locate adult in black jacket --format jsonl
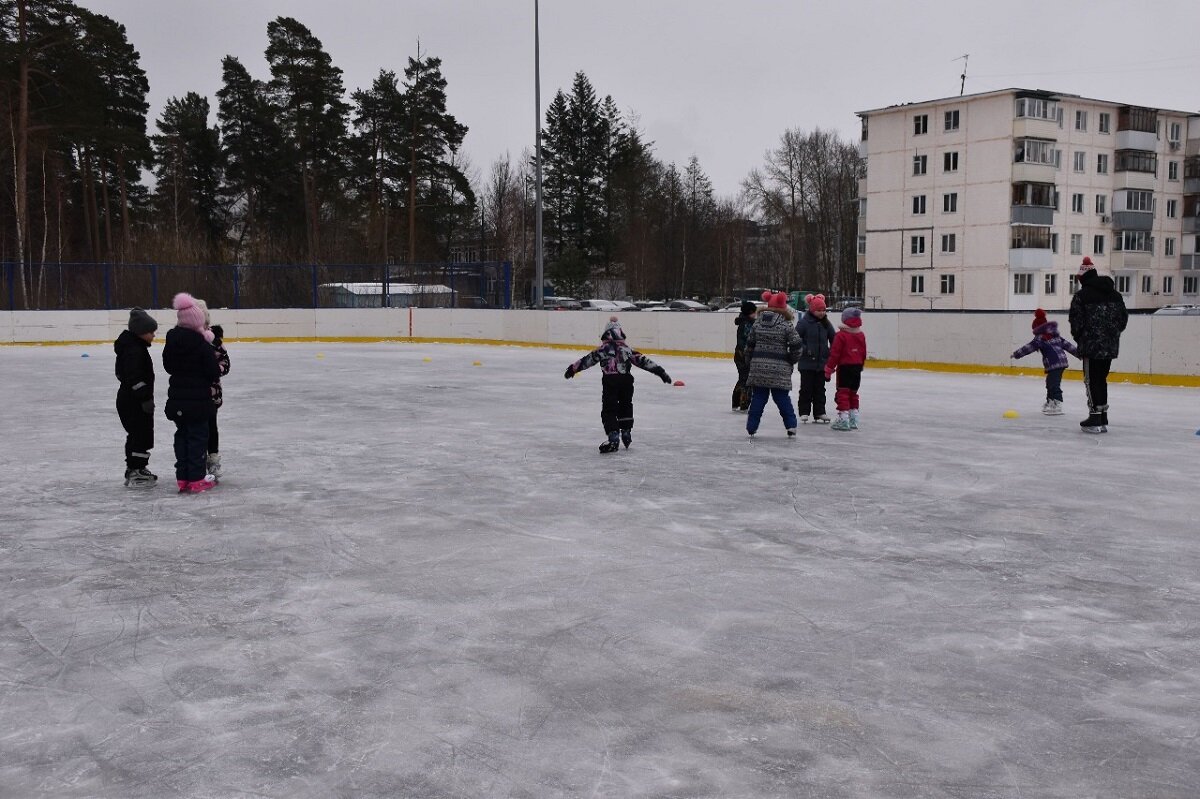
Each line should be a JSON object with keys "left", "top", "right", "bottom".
{"left": 1068, "top": 257, "right": 1128, "bottom": 433}
{"left": 163, "top": 293, "right": 220, "bottom": 490}
{"left": 114, "top": 308, "right": 159, "bottom": 486}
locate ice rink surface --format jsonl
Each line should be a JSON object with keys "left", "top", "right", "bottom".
{"left": 1, "top": 340, "right": 1199, "bottom": 798}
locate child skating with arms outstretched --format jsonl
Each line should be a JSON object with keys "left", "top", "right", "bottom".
{"left": 1011, "top": 308, "right": 1078, "bottom": 415}
{"left": 564, "top": 317, "right": 671, "bottom": 453}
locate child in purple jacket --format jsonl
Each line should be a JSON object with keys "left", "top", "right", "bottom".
{"left": 1012, "top": 308, "right": 1079, "bottom": 415}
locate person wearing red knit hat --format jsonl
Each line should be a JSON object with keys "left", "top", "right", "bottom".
{"left": 1011, "top": 308, "right": 1079, "bottom": 415}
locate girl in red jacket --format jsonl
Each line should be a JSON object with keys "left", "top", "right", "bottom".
{"left": 823, "top": 307, "right": 867, "bottom": 431}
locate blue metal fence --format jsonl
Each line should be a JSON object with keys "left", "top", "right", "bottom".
{"left": 2, "top": 261, "right": 513, "bottom": 311}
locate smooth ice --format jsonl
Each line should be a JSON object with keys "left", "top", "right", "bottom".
{"left": 1, "top": 341, "right": 1199, "bottom": 798}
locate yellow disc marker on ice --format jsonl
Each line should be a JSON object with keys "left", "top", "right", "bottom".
{"left": 316, "top": 353, "right": 325, "bottom": 359}
{"left": 422, "top": 357, "right": 432, "bottom": 362}
{"left": 1002, "top": 409, "right": 1020, "bottom": 419}
{"left": 472, "top": 361, "right": 482, "bottom": 366}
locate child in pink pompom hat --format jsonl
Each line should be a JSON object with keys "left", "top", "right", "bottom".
{"left": 162, "top": 293, "right": 221, "bottom": 492}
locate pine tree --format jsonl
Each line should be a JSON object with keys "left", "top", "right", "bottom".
{"left": 349, "top": 69, "right": 406, "bottom": 261}
{"left": 151, "top": 92, "right": 224, "bottom": 259}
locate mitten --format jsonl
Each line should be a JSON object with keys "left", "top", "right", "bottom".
{"left": 659, "top": 371, "right": 672, "bottom": 384}
{"left": 141, "top": 400, "right": 154, "bottom": 414}
{"left": 823, "top": 370, "right": 832, "bottom": 382}
{"left": 211, "top": 324, "right": 224, "bottom": 340}
{"left": 564, "top": 366, "right": 575, "bottom": 379}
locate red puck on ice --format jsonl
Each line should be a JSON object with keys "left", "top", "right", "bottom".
{"left": 673, "top": 380, "right": 685, "bottom": 387}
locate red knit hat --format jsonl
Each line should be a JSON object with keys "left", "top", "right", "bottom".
{"left": 1077, "top": 256, "right": 1095, "bottom": 277}
{"left": 1032, "top": 308, "right": 1047, "bottom": 330}
{"left": 762, "top": 290, "right": 788, "bottom": 310}
{"left": 805, "top": 293, "right": 827, "bottom": 313}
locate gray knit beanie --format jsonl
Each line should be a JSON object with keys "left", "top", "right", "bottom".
{"left": 127, "top": 307, "right": 158, "bottom": 335}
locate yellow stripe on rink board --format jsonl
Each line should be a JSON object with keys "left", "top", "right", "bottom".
{"left": 5, "top": 336, "right": 1199, "bottom": 387}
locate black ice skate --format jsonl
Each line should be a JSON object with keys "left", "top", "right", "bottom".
{"left": 599, "top": 432, "right": 621, "bottom": 453}
{"left": 621, "top": 431, "right": 632, "bottom": 449}
{"left": 124, "top": 468, "right": 157, "bottom": 488}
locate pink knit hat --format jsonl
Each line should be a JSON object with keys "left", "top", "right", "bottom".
{"left": 761, "top": 290, "right": 788, "bottom": 311}
{"left": 173, "top": 293, "right": 214, "bottom": 343}
{"left": 805, "top": 293, "right": 827, "bottom": 313}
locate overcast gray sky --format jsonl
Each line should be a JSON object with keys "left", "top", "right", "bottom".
{"left": 88, "top": 0, "right": 1200, "bottom": 196}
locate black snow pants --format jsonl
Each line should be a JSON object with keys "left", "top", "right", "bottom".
{"left": 116, "top": 391, "right": 153, "bottom": 470}
{"left": 601, "top": 373, "right": 635, "bottom": 434}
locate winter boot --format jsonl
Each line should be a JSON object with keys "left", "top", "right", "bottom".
{"left": 848, "top": 410, "right": 860, "bottom": 430}
{"left": 124, "top": 468, "right": 157, "bottom": 488}
{"left": 621, "top": 430, "right": 632, "bottom": 449}
{"left": 831, "top": 412, "right": 851, "bottom": 432}
{"left": 813, "top": 414, "right": 831, "bottom": 424}
{"left": 186, "top": 475, "right": 218, "bottom": 493}
{"left": 599, "top": 432, "right": 621, "bottom": 453}
{"left": 1080, "top": 411, "right": 1106, "bottom": 434}
{"left": 206, "top": 452, "right": 222, "bottom": 478}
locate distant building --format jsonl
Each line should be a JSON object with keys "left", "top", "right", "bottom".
{"left": 319, "top": 283, "right": 454, "bottom": 308}
{"left": 857, "top": 89, "right": 1199, "bottom": 310}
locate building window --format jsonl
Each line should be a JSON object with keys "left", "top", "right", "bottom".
{"left": 941, "top": 234, "right": 956, "bottom": 253}
{"left": 1114, "top": 230, "right": 1153, "bottom": 252}
{"left": 1073, "top": 151, "right": 1086, "bottom": 173}
{"left": 1098, "top": 112, "right": 1111, "bottom": 133}
{"left": 1045, "top": 273, "right": 1057, "bottom": 295}
{"left": 1070, "top": 234, "right": 1083, "bottom": 255}
{"left": 1071, "top": 193, "right": 1085, "bottom": 213}
{"left": 944, "top": 110, "right": 960, "bottom": 131}
{"left": 1015, "top": 97, "right": 1058, "bottom": 120}
{"left": 1069, "top": 274, "right": 1082, "bottom": 293}
{"left": 1051, "top": 232, "right": 1059, "bottom": 253}
{"left": 1167, "top": 200, "right": 1177, "bottom": 218}
{"left": 1163, "top": 276, "right": 1173, "bottom": 294}
{"left": 1141, "top": 275, "right": 1153, "bottom": 294}
{"left": 1168, "top": 161, "right": 1179, "bottom": 181}
{"left": 1011, "top": 225, "right": 1051, "bottom": 249}
{"left": 1185, "top": 276, "right": 1199, "bottom": 295}
{"left": 1013, "top": 273, "right": 1034, "bottom": 295}
{"left": 913, "top": 154, "right": 928, "bottom": 175}
{"left": 1169, "top": 122, "right": 1182, "bottom": 143}
{"left": 911, "top": 236, "right": 926, "bottom": 254}
{"left": 1095, "top": 195, "right": 1106, "bottom": 215}
{"left": 1125, "top": 190, "right": 1153, "bottom": 212}
{"left": 912, "top": 195, "right": 927, "bottom": 214}
{"left": 1165, "top": 237, "right": 1175, "bottom": 256}
{"left": 914, "top": 114, "right": 928, "bottom": 135}
{"left": 940, "top": 274, "right": 956, "bottom": 294}
{"left": 857, "top": 235, "right": 866, "bottom": 255}
{"left": 1118, "top": 106, "right": 1157, "bottom": 133}
{"left": 1075, "top": 110, "right": 1088, "bottom": 131}
{"left": 1094, "top": 235, "right": 1106, "bottom": 255}
{"left": 1097, "top": 154, "right": 1108, "bottom": 174}
{"left": 1015, "top": 138, "right": 1056, "bottom": 165}
{"left": 943, "top": 193, "right": 958, "bottom": 213}
{"left": 1115, "top": 149, "right": 1157, "bottom": 174}
{"left": 943, "top": 151, "right": 959, "bottom": 172}
{"left": 910, "top": 274, "right": 925, "bottom": 293}
{"left": 1011, "top": 182, "right": 1055, "bottom": 207}
{"left": 1115, "top": 274, "right": 1132, "bottom": 294}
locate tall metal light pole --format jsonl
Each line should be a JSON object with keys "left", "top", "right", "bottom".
{"left": 533, "top": 0, "right": 545, "bottom": 309}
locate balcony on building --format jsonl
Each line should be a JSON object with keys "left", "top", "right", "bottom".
{"left": 1112, "top": 211, "right": 1154, "bottom": 231}
{"left": 1115, "top": 106, "right": 1159, "bottom": 152}
{"left": 1009, "top": 224, "right": 1054, "bottom": 270}
{"left": 1110, "top": 231, "right": 1154, "bottom": 271}
{"left": 1183, "top": 194, "right": 1200, "bottom": 233}
{"left": 1185, "top": 156, "right": 1200, "bottom": 195}
{"left": 1012, "top": 94, "right": 1060, "bottom": 140}
{"left": 1012, "top": 138, "right": 1058, "bottom": 183}
{"left": 1180, "top": 254, "right": 1200, "bottom": 270}
{"left": 1011, "top": 182, "right": 1056, "bottom": 225}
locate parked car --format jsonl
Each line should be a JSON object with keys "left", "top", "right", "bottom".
{"left": 610, "top": 300, "right": 640, "bottom": 312}
{"left": 706, "top": 296, "right": 734, "bottom": 310}
{"left": 715, "top": 301, "right": 765, "bottom": 313}
{"left": 542, "top": 296, "right": 581, "bottom": 310}
{"left": 667, "top": 300, "right": 712, "bottom": 312}
{"left": 1152, "top": 304, "right": 1200, "bottom": 316}
{"left": 634, "top": 300, "right": 668, "bottom": 311}
{"left": 580, "top": 299, "right": 621, "bottom": 311}
{"left": 832, "top": 297, "right": 864, "bottom": 311}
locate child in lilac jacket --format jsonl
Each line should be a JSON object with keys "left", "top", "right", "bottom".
{"left": 1012, "top": 308, "right": 1079, "bottom": 415}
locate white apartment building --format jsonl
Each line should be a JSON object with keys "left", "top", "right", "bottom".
{"left": 856, "top": 89, "right": 1199, "bottom": 311}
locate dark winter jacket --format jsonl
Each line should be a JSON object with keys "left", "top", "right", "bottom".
{"left": 794, "top": 311, "right": 836, "bottom": 372}
{"left": 211, "top": 329, "right": 230, "bottom": 409}
{"left": 746, "top": 309, "right": 801, "bottom": 390}
{"left": 162, "top": 326, "right": 220, "bottom": 422}
{"left": 567, "top": 341, "right": 667, "bottom": 381}
{"left": 734, "top": 312, "right": 755, "bottom": 357}
{"left": 1012, "top": 321, "right": 1079, "bottom": 372}
{"left": 114, "top": 330, "right": 154, "bottom": 408}
{"left": 1069, "top": 272, "right": 1128, "bottom": 359}
{"left": 824, "top": 326, "right": 867, "bottom": 378}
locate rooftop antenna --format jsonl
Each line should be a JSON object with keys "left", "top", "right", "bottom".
{"left": 954, "top": 54, "right": 969, "bottom": 96}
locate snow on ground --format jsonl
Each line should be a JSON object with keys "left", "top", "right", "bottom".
{"left": 1, "top": 341, "right": 1198, "bottom": 798}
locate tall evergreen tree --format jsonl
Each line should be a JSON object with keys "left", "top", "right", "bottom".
{"left": 349, "top": 69, "right": 406, "bottom": 261}
{"left": 151, "top": 92, "right": 224, "bottom": 259}
{"left": 265, "top": 16, "right": 348, "bottom": 262}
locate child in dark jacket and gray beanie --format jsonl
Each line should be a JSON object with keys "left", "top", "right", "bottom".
{"left": 114, "top": 308, "right": 159, "bottom": 487}
{"left": 565, "top": 317, "right": 671, "bottom": 453}
{"left": 745, "top": 291, "right": 802, "bottom": 437}
{"left": 1012, "top": 308, "right": 1078, "bottom": 416}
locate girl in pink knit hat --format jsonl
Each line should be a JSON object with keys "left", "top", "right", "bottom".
{"left": 162, "top": 293, "right": 220, "bottom": 492}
